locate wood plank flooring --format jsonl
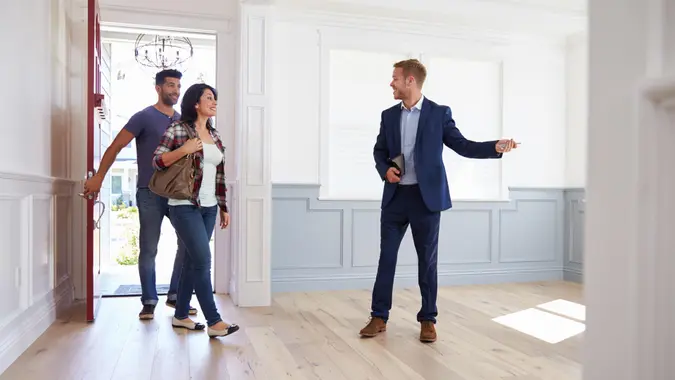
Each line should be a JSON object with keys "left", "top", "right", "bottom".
{"left": 0, "top": 281, "right": 583, "bottom": 380}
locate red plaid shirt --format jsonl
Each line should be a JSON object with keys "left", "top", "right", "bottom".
{"left": 152, "top": 120, "right": 228, "bottom": 212}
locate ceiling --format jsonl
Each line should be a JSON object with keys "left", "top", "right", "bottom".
{"left": 274, "top": 0, "right": 587, "bottom": 38}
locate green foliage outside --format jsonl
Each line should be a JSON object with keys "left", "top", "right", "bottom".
{"left": 113, "top": 205, "right": 140, "bottom": 265}
{"left": 116, "top": 227, "right": 139, "bottom": 265}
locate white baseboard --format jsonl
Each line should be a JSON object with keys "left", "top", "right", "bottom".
{"left": 0, "top": 277, "right": 74, "bottom": 375}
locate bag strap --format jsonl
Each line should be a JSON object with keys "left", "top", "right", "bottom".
{"left": 182, "top": 123, "right": 197, "bottom": 170}
{"left": 183, "top": 122, "right": 196, "bottom": 140}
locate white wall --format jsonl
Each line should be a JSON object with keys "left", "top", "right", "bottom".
{"left": 0, "top": 3, "right": 70, "bottom": 177}
{"left": 0, "top": 0, "right": 80, "bottom": 373}
{"left": 565, "top": 32, "right": 588, "bottom": 188}
{"left": 270, "top": 8, "right": 572, "bottom": 200}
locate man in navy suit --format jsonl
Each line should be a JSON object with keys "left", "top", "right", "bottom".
{"left": 359, "top": 59, "right": 517, "bottom": 343}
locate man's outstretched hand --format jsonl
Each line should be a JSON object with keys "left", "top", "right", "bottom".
{"left": 496, "top": 139, "right": 519, "bottom": 153}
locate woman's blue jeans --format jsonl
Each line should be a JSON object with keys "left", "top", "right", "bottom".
{"left": 168, "top": 204, "right": 222, "bottom": 326}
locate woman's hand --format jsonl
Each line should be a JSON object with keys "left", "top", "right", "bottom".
{"left": 181, "top": 138, "right": 203, "bottom": 154}
{"left": 219, "top": 210, "right": 230, "bottom": 229}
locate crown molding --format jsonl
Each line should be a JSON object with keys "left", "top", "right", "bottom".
{"left": 99, "top": 5, "right": 232, "bottom": 34}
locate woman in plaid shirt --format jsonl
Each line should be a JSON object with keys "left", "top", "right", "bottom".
{"left": 152, "top": 83, "right": 239, "bottom": 338}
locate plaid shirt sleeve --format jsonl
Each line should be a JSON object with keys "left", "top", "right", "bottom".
{"left": 153, "top": 123, "right": 180, "bottom": 171}
{"left": 216, "top": 162, "right": 228, "bottom": 212}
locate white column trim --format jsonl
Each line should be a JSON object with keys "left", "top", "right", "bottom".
{"left": 230, "top": 3, "right": 273, "bottom": 307}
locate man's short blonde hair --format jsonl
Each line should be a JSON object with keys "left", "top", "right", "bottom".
{"left": 393, "top": 59, "right": 427, "bottom": 87}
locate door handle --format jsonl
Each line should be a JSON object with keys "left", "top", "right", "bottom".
{"left": 79, "top": 192, "right": 95, "bottom": 200}
{"left": 94, "top": 200, "right": 106, "bottom": 230}
{"left": 78, "top": 170, "right": 97, "bottom": 200}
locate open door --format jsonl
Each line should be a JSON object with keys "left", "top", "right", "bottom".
{"left": 85, "top": 0, "right": 105, "bottom": 322}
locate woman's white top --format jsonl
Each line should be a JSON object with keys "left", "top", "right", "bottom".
{"left": 168, "top": 142, "right": 223, "bottom": 207}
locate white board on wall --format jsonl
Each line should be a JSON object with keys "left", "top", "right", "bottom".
{"left": 324, "top": 49, "right": 504, "bottom": 200}
{"left": 423, "top": 55, "right": 503, "bottom": 200}
{"left": 327, "top": 48, "right": 408, "bottom": 199}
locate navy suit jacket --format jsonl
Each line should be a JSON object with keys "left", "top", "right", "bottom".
{"left": 373, "top": 97, "right": 502, "bottom": 212}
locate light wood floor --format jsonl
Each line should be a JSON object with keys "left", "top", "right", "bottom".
{"left": 1, "top": 281, "right": 583, "bottom": 380}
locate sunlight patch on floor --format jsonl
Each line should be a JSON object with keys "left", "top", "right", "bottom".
{"left": 537, "top": 299, "right": 586, "bottom": 321}
{"left": 492, "top": 307, "right": 586, "bottom": 344}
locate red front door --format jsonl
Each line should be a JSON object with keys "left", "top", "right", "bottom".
{"left": 86, "top": 0, "right": 104, "bottom": 322}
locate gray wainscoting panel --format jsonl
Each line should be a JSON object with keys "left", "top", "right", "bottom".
{"left": 272, "top": 184, "right": 584, "bottom": 292}
{"left": 563, "top": 188, "right": 585, "bottom": 283}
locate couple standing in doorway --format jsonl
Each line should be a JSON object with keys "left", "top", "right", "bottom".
{"left": 82, "top": 69, "right": 239, "bottom": 338}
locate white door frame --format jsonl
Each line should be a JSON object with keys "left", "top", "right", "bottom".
{"left": 82, "top": 3, "right": 273, "bottom": 307}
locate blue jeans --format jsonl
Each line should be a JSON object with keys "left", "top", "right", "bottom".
{"left": 168, "top": 204, "right": 222, "bottom": 326}
{"left": 136, "top": 188, "right": 188, "bottom": 305}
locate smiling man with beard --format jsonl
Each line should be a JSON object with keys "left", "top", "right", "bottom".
{"left": 82, "top": 69, "right": 199, "bottom": 320}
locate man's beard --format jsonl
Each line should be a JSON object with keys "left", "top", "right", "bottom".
{"left": 161, "top": 93, "right": 177, "bottom": 106}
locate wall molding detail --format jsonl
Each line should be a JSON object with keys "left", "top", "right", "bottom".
{"left": 230, "top": 3, "right": 274, "bottom": 307}
{"left": 0, "top": 172, "right": 77, "bottom": 374}
{"left": 0, "top": 277, "right": 73, "bottom": 375}
{"left": 272, "top": 184, "right": 585, "bottom": 292}
{"left": 564, "top": 188, "right": 585, "bottom": 282}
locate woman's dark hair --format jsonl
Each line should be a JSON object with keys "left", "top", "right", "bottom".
{"left": 180, "top": 83, "right": 218, "bottom": 123}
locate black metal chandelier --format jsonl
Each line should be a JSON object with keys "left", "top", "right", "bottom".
{"left": 134, "top": 34, "right": 194, "bottom": 70}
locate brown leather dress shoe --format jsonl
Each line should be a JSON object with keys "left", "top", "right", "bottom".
{"left": 420, "top": 321, "right": 437, "bottom": 343}
{"left": 359, "top": 317, "right": 387, "bottom": 337}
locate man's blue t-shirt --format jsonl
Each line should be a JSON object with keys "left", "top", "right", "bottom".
{"left": 123, "top": 105, "right": 181, "bottom": 188}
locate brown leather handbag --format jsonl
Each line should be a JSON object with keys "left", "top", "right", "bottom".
{"left": 148, "top": 124, "right": 197, "bottom": 200}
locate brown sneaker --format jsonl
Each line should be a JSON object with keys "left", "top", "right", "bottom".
{"left": 359, "top": 317, "right": 386, "bottom": 337}
{"left": 420, "top": 321, "right": 437, "bottom": 343}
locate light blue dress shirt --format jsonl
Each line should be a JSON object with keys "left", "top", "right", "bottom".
{"left": 398, "top": 95, "right": 424, "bottom": 185}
